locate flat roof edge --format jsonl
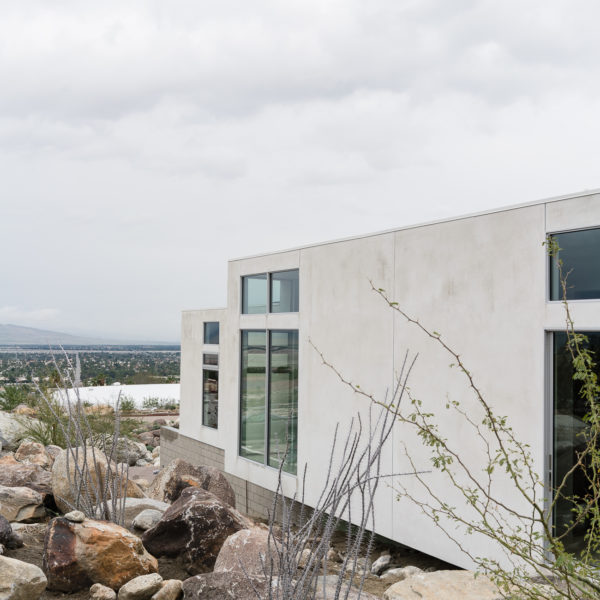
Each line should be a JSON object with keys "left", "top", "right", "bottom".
{"left": 230, "top": 187, "right": 600, "bottom": 262}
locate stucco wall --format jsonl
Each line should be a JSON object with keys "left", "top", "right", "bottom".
{"left": 174, "top": 192, "right": 600, "bottom": 570}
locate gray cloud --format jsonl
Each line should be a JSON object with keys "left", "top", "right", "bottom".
{"left": 1, "top": 0, "right": 599, "bottom": 340}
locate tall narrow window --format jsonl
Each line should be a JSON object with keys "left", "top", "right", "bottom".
{"left": 242, "top": 274, "right": 268, "bottom": 314}
{"left": 271, "top": 270, "right": 299, "bottom": 313}
{"left": 553, "top": 331, "right": 600, "bottom": 554}
{"left": 239, "top": 329, "right": 298, "bottom": 475}
{"left": 549, "top": 228, "right": 600, "bottom": 300}
{"left": 268, "top": 330, "right": 298, "bottom": 473}
{"left": 204, "top": 322, "right": 220, "bottom": 345}
{"left": 202, "top": 353, "right": 218, "bottom": 429}
{"left": 240, "top": 331, "right": 267, "bottom": 462}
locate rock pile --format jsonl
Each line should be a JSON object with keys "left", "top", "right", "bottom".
{"left": 142, "top": 486, "right": 251, "bottom": 573}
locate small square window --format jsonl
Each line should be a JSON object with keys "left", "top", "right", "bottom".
{"left": 203, "top": 322, "right": 220, "bottom": 345}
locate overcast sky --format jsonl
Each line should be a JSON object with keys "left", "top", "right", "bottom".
{"left": 1, "top": 0, "right": 600, "bottom": 342}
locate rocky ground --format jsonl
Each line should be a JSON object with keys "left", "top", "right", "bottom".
{"left": 0, "top": 407, "right": 518, "bottom": 600}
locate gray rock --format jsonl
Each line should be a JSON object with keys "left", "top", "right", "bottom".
{"left": 181, "top": 572, "right": 267, "bottom": 600}
{"left": 135, "top": 459, "right": 148, "bottom": 467}
{"left": 383, "top": 570, "right": 502, "bottom": 600}
{"left": 64, "top": 510, "right": 85, "bottom": 523}
{"left": 95, "top": 498, "right": 170, "bottom": 530}
{"left": 132, "top": 509, "right": 163, "bottom": 531}
{"left": 0, "top": 555, "right": 47, "bottom": 599}
{"left": 371, "top": 553, "right": 392, "bottom": 575}
{"left": 141, "top": 487, "right": 251, "bottom": 574}
{"left": 117, "top": 573, "right": 163, "bottom": 599}
{"left": 214, "top": 526, "right": 277, "bottom": 576}
{"left": 90, "top": 582, "right": 117, "bottom": 600}
{"left": 150, "top": 579, "right": 182, "bottom": 600}
{"left": 0, "top": 412, "right": 38, "bottom": 450}
{"left": 0, "top": 515, "right": 23, "bottom": 549}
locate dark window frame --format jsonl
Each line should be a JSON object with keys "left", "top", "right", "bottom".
{"left": 238, "top": 328, "right": 298, "bottom": 475}
{"left": 241, "top": 269, "right": 299, "bottom": 315}
{"left": 548, "top": 226, "right": 600, "bottom": 301}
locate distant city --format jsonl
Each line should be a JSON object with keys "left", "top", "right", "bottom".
{"left": 0, "top": 324, "right": 180, "bottom": 386}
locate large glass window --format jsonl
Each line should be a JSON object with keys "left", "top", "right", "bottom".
{"left": 242, "top": 274, "right": 268, "bottom": 314}
{"left": 202, "top": 353, "right": 219, "bottom": 429}
{"left": 553, "top": 331, "right": 600, "bottom": 554}
{"left": 271, "top": 270, "right": 299, "bottom": 313}
{"left": 240, "top": 331, "right": 267, "bottom": 462}
{"left": 204, "top": 322, "right": 220, "bottom": 345}
{"left": 550, "top": 228, "right": 600, "bottom": 300}
{"left": 268, "top": 331, "right": 298, "bottom": 473}
{"left": 239, "top": 329, "right": 298, "bottom": 474}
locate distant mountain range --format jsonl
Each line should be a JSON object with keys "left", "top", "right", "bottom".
{"left": 0, "top": 324, "right": 178, "bottom": 346}
{"left": 0, "top": 324, "right": 109, "bottom": 345}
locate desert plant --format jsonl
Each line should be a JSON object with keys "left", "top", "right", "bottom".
{"left": 119, "top": 396, "right": 136, "bottom": 412}
{"left": 349, "top": 258, "right": 600, "bottom": 599}
{"left": 261, "top": 354, "right": 418, "bottom": 600}
{"left": 0, "top": 384, "right": 30, "bottom": 411}
{"left": 31, "top": 352, "right": 131, "bottom": 524}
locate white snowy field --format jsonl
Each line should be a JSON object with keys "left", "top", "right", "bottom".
{"left": 57, "top": 383, "right": 180, "bottom": 410}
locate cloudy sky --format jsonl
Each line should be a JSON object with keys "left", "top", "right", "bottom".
{"left": 1, "top": 0, "right": 599, "bottom": 341}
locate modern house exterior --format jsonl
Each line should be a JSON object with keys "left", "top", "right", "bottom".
{"left": 161, "top": 190, "right": 600, "bottom": 570}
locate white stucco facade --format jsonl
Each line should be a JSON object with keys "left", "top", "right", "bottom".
{"left": 178, "top": 190, "right": 600, "bottom": 569}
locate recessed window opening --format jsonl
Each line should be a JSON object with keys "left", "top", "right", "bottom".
{"left": 203, "top": 322, "right": 220, "bottom": 345}
{"left": 202, "top": 353, "right": 219, "bottom": 429}
{"left": 239, "top": 329, "right": 298, "bottom": 474}
{"left": 241, "top": 269, "right": 299, "bottom": 314}
{"left": 552, "top": 331, "right": 600, "bottom": 554}
{"left": 549, "top": 227, "right": 600, "bottom": 300}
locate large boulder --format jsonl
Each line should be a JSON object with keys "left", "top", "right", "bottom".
{"left": 0, "top": 455, "right": 52, "bottom": 495}
{"left": 43, "top": 516, "right": 158, "bottom": 592}
{"left": 0, "top": 555, "right": 47, "bottom": 599}
{"left": 142, "top": 487, "right": 251, "bottom": 574}
{"left": 0, "top": 485, "right": 45, "bottom": 522}
{"left": 214, "top": 526, "right": 277, "bottom": 577}
{"left": 383, "top": 570, "right": 502, "bottom": 600}
{"left": 147, "top": 459, "right": 236, "bottom": 508}
{"left": 181, "top": 572, "right": 268, "bottom": 600}
{"left": 0, "top": 412, "right": 36, "bottom": 450}
{"left": 51, "top": 448, "right": 145, "bottom": 513}
{"left": 14, "top": 441, "right": 53, "bottom": 470}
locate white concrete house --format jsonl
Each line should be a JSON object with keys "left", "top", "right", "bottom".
{"left": 162, "top": 190, "right": 600, "bottom": 569}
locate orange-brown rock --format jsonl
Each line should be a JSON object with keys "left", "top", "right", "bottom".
{"left": 147, "top": 459, "right": 236, "bottom": 507}
{"left": 15, "top": 440, "right": 54, "bottom": 469}
{"left": 43, "top": 516, "right": 158, "bottom": 592}
{"left": 0, "top": 456, "right": 52, "bottom": 495}
{"left": 52, "top": 448, "right": 145, "bottom": 513}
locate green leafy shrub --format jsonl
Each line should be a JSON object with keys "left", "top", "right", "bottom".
{"left": 0, "top": 385, "right": 30, "bottom": 411}
{"left": 119, "top": 397, "right": 136, "bottom": 412}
